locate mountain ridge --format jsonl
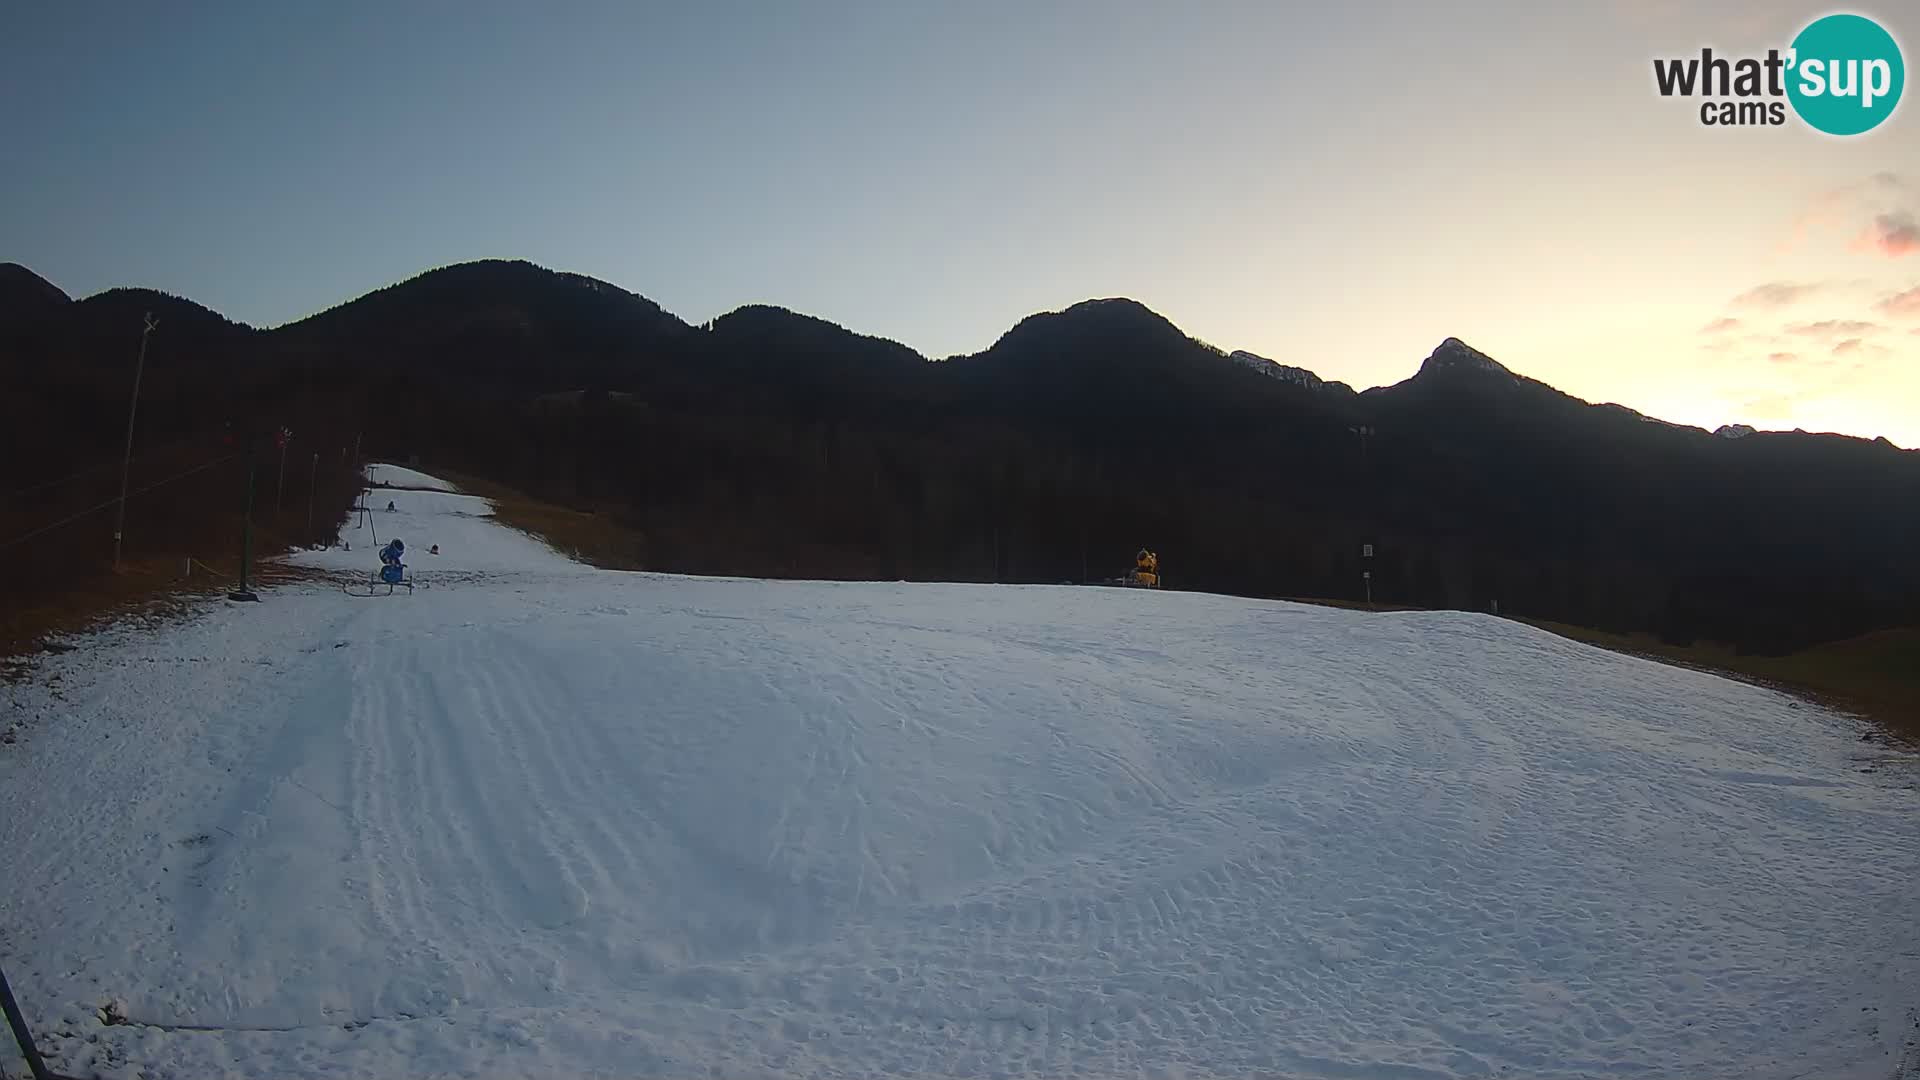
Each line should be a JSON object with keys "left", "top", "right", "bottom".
{"left": 0, "top": 262, "right": 71, "bottom": 316}
{"left": 10, "top": 259, "right": 1900, "bottom": 448}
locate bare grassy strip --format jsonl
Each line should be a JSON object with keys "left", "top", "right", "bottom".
{"left": 2, "top": 444, "right": 360, "bottom": 666}
{"left": 1265, "top": 593, "right": 1916, "bottom": 743}
{"left": 1276, "top": 595, "right": 1917, "bottom": 743}
{"left": 1514, "top": 619, "right": 1920, "bottom": 745}
{"left": 420, "top": 468, "right": 650, "bottom": 572}
{"left": 1, "top": 556, "right": 332, "bottom": 666}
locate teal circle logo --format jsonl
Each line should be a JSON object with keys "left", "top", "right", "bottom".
{"left": 1786, "top": 14, "right": 1904, "bottom": 135}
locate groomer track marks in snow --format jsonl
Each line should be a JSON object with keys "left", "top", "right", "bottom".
{"left": 0, "top": 463, "right": 1915, "bottom": 1079}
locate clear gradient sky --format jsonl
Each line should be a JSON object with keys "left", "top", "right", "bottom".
{"left": 5, "top": 1, "right": 1917, "bottom": 444}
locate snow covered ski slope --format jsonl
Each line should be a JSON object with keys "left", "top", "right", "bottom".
{"left": 1, "top": 465, "right": 1916, "bottom": 1080}
{"left": 364, "top": 462, "right": 463, "bottom": 493}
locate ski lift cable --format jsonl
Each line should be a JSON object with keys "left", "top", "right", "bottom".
{"left": 0, "top": 453, "right": 241, "bottom": 555}
{"left": 4, "top": 439, "right": 207, "bottom": 500}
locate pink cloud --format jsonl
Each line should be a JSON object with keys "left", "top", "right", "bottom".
{"left": 1730, "top": 282, "right": 1826, "bottom": 309}
{"left": 1833, "top": 338, "right": 1864, "bottom": 355}
{"left": 1701, "top": 317, "right": 1741, "bottom": 333}
{"left": 1876, "top": 286, "right": 1920, "bottom": 317}
{"left": 1779, "top": 174, "right": 1915, "bottom": 255}
{"left": 1852, "top": 212, "right": 1920, "bottom": 257}
{"left": 1767, "top": 351, "right": 1798, "bottom": 363}
{"left": 1786, "top": 319, "right": 1882, "bottom": 339}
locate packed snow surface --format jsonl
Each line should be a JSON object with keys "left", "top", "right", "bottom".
{"left": 365, "top": 462, "right": 462, "bottom": 493}
{"left": 1, "top": 467, "right": 1916, "bottom": 1080}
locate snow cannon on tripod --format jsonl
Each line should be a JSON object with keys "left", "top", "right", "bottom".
{"left": 345, "top": 537, "right": 415, "bottom": 596}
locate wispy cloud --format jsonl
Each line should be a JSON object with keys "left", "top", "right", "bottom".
{"left": 1811, "top": 176, "right": 1898, "bottom": 209}
{"left": 1851, "top": 211, "right": 1920, "bottom": 257}
{"left": 1785, "top": 319, "right": 1882, "bottom": 339}
{"left": 1822, "top": 339, "right": 1895, "bottom": 366}
{"left": 1762, "top": 350, "right": 1841, "bottom": 368}
{"left": 1701, "top": 317, "right": 1742, "bottom": 333}
{"left": 1780, "top": 173, "right": 1915, "bottom": 254}
{"left": 1876, "top": 285, "right": 1920, "bottom": 317}
{"left": 1730, "top": 282, "right": 1827, "bottom": 309}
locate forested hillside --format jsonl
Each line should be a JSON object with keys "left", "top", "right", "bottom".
{"left": 6, "top": 259, "right": 1915, "bottom": 654}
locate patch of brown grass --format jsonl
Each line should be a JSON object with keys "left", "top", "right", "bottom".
{"left": 2, "top": 558, "right": 198, "bottom": 660}
{"left": 1518, "top": 619, "right": 1920, "bottom": 744}
{"left": 1265, "top": 595, "right": 1920, "bottom": 745}
{"left": 0, "top": 551, "right": 330, "bottom": 665}
{"left": 423, "top": 469, "right": 650, "bottom": 572}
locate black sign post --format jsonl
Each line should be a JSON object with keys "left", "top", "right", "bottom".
{"left": 0, "top": 961, "right": 56, "bottom": 1080}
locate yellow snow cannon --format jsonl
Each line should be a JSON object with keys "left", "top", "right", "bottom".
{"left": 1124, "top": 548, "right": 1160, "bottom": 589}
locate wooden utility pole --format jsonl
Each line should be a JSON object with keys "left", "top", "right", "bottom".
{"left": 229, "top": 436, "right": 260, "bottom": 602}
{"left": 306, "top": 451, "right": 320, "bottom": 538}
{"left": 274, "top": 428, "right": 291, "bottom": 516}
{"left": 111, "top": 313, "right": 157, "bottom": 570}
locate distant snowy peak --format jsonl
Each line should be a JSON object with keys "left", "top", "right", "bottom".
{"left": 1598, "top": 402, "right": 1693, "bottom": 430}
{"left": 1228, "top": 350, "right": 1351, "bottom": 394}
{"left": 1229, "top": 350, "right": 1322, "bottom": 389}
{"left": 1418, "top": 337, "right": 1513, "bottom": 379}
{"left": 1714, "top": 424, "right": 1756, "bottom": 440}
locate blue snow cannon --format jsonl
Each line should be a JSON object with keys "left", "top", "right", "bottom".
{"left": 348, "top": 538, "right": 414, "bottom": 596}
{"left": 378, "top": 539, "right": 406, "bottom": 584}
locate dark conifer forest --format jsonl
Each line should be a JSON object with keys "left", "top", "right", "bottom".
{"left": 5, "top": 258, "right": 1915, "bottom": 655}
